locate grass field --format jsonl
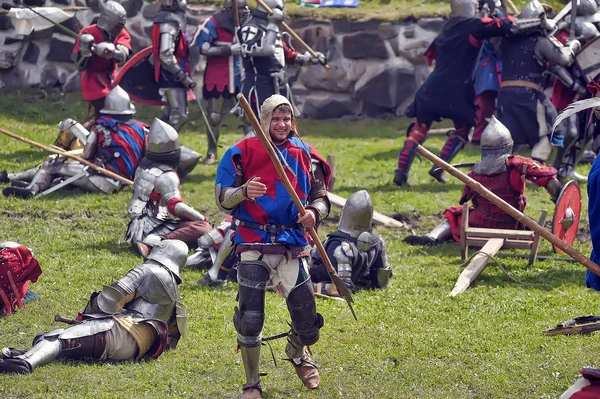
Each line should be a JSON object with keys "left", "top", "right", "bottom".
{"left": 0, "top": 87, "right": 598, "bottom": 399}
{"left": 193, "top": 0, "right": 569, "bottom": 22}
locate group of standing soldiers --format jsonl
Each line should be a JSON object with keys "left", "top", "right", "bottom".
{"left": 395, "top": 0, "right": 600, "bottom": 187}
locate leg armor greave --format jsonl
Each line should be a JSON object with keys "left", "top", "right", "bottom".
{"left": 12, "top": 331, "right": 64, "bottom": 371}
{"left": 286, "top": 280, "right": 323, "bottom": 348}
{"left": 430, "top": 129, "right": 468, "bottom": 183}
{"left": 234, "top": 262, "right": 269, "bottom": 347}
{"left": 7, "top": 167, "right": 39, "bottom": 183}
{"left": 25, "top": 167, "right": 54, "bottom": 194}
{"left": 234, "top": 261, "right": 269, "bottom": 386}
{"left": 162, "top": 88, "right": 189, "bottom": 131}
{"left": 206, "top": 98, "right": 224, "bottom": 156}
{"left": 395, "top": 121, "right": 429, "bottom": 186}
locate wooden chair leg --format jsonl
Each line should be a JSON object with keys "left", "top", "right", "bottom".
{"left": 460, "top": 203, "right": 469, "bottom": 261}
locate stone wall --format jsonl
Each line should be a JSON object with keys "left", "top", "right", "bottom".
{"left": 0, "top": 0, "right": 444, "bottom": 119}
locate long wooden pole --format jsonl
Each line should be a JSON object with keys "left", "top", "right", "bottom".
{"left": 254, "top": 0, "right": 329, "bottom": 69}
{"left": 236, "top": 93, "right": 356, "bottom": 320}
{"left": 415, "top": 144, "right": 600, "bottom": 277}
{"left": 0, "top": 127, "right": 134, "bottom": 185}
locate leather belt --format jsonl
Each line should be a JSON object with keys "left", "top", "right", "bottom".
{"left": 234, "top": 219, "right": 302, "bottom": 235}
{"left": 501, "top": 80, "right": 543, "bottom": 91}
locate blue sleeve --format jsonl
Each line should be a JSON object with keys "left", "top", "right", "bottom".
{"left": 216, "top": 145, "right": 243, "bottom": 190}
{"left": 587, "top": 157, "right": 600, "bottom": 290}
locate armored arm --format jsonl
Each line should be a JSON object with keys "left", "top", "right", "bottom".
{"left": 159, "top": 22, "right": 196, "bottom": 88}
{"left": 306, "top": 158, "right": 330, "bottom": 224}
{"left": 57, "top": 119, "right": 91, "bottom": 148}
{"left": 72, "top": 33, "right": 95, "bottom": 70}
{"left": 196, "top": 18, "right": 240, "bottom": 57}
{"left": 535, "top": 36, "right": 579, "bottom": 67}
{"left": 173, "top": 202, "right": 206, "bottom": 221}
{"left": 333, "top": 242, "right": 356, "bottom": 288}
{"left": 81, "top": 128, "right": 98, "bottom": 159}
{"left": 216, "top": 155, "right": 250, "bottom": 211}
{"left": 154, "top": 171, "right": 203, "bottom": 220}
{"left": 547, "top": 64, "right": 586, "bottom": 94}
{"left": 92, "top": 42, "right": 130, "bottom": 64}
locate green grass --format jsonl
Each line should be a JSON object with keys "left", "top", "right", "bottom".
{"left": 192, "top": 0, "right": 569, "bottom": 22}
{"left": 0, "top": 87, "right": 597, "bottom": 398}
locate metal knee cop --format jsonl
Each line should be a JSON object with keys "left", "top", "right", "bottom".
{"left": 234, "top": 261, "right": 270, "bottom": 348}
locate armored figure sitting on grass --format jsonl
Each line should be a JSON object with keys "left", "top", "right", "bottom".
{"left": 0, "top": 238, "right": 188, "bottom": 374}
{"left": 2, "top": 86, "right": 146, "bottom": 199}
{"left": 126, "top": 118, "right": 212, "bottom": 256}
{"left": 310, "top": 190, "right": 392, "bottom": 296}
{"left": 404, "top": 117, "right": 562, "bottom": 246}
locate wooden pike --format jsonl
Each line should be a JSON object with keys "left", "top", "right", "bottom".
{"left": 254, "top": 0, "right": 330, "bottom": 69}
{"left": 236, "top": 93, "right": 356, "bottom": 320}
{"left": 415, "top": 144, "right": 600, "bottom": 277}
{"left": 0, "top": 127, "right": 134, "bottom": 186}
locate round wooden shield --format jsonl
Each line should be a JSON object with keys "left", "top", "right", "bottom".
{"left": 552, "top": 180, "right": 582, "bottom": 253}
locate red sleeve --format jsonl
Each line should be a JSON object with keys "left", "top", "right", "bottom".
{"left": 115, "top": 28, "right": 132, "bottom": 49}
{"left": 283, "top": 41, "right": 299, "bottom": 63}
{"left": 423, "top": 42, "right": 437, "bottom": 66}
{"left": 507, "top": 155, "right": 558, "bottom": 188}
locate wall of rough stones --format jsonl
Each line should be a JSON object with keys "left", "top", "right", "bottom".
{"left": 0, "top": 0, "right": 444, "bottom": 119}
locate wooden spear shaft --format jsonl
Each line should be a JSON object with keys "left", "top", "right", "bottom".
{"left": 415, "top": 144, "right": 600, "bottom": 277}
{"left": 0, "top": 127, "right": 134, "bottom": 186}
{"left": 236, "top": 93, "right": 356, "bottom": 320}
{"left": 254, "top": 0, "right": 329, "bottom": 69}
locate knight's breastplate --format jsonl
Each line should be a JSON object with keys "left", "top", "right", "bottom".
{"left": 128, "top": 167, "right": 160, "bottom": 218}
{"left": 124, "top": 297, "right": 175, "bottom": 323}
{"left": 500, "top": 35, "right": 545, "bottom": 86}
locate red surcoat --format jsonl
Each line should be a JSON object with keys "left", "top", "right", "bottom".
{"left": 73, "top": 25, "right": 132, "bottom": 101}
{"left": 444, "top": 155, "right": 557, "bottom": 242}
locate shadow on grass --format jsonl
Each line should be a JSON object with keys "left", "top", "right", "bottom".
{"left": 79, "top": 240, "right": 134, "bottom": 256}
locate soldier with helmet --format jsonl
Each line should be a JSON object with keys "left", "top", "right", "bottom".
{"left": 394, "top": 0, "right": 535, "bottom": 186}
{"left": 192, "top": 0, "right": 249, "bottom": 163}
{"left": 0, "top": 238, "right": 189, "bottom": 374}
{"left": 310, "top": 190, "right": 392, "bottom": 295}
{"left": 126, "top": 118, "right": 212, "bottom": 257}
{"left": 404, "top": 117, "right": 562, "bottom": 246}
{"left": 551, "top": 0, "right": 600, "bottom": 182}
{"left": 215, "top": 94, "right": 331, "bottom": 398}
{"left": 72, "top": 1, "right": 131, "bottom": 120}
{"left": 238, "top": 0, "right": 326, "bottom": 119}
{"left": 2, "top": 86, "right": 146, "bottom": 199}
{"left": 152, "top": 0, "right": 195, "bottom": 130}
{"left": 497, "top": 0, "right": 583, "bottom": 164}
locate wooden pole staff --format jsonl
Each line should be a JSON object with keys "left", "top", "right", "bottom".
{"left": 236, "top": 93, "right": 356, "bottom": 320}
{"left": 0, "top": 127, "right": 134, "bottom": 186}
{"left": 415, "top": 144, "right": 600, "bottom": 277}
{"left": 254, "top": 0, "right": 329, "bottom": 69}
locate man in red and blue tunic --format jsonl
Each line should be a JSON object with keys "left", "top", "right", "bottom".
{"left": 152, "top": 0, "right": 195, "bottom": 131}
{"left": 394, "top": 0, "right": 519, "bottom": 186}
{"left": 72, "top": 1, "right": 131, "bottom": 121}
{"left": 3, "top": 86, "right": 146, "bottom": 199}
{"left": 193, "top": 0, "right": 249, "bottom": 163}
{"left": 215, "top": 94, "right": 330, "bottom": 399}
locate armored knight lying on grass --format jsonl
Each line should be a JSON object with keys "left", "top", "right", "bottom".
{"left": 0, "top": 237, "right": 188, "bottom": 374}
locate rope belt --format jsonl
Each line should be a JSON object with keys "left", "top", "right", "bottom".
{"left": 501, "top": 80, "right": 543, "bottom": 91}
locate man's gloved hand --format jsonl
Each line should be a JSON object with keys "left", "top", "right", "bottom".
{"left": 546, "top": 179, "right": 563, "bottom": 203}
{"left": 295, "top": 51, "right": 327, "bottom": 65}
{"left": 79, "top": 33, "right": 94, "bottom": 58}
{"left": 175, "top": 70, "right": 197, "bottom": 89}
{"left": 566, "top": 39, "right": 582, "bottom": 55}
{"left": 93, "top": 42, "right": 116, "bottom": 58}
{"left": 230, "top": 42, "right": 241, "bottom": 55}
